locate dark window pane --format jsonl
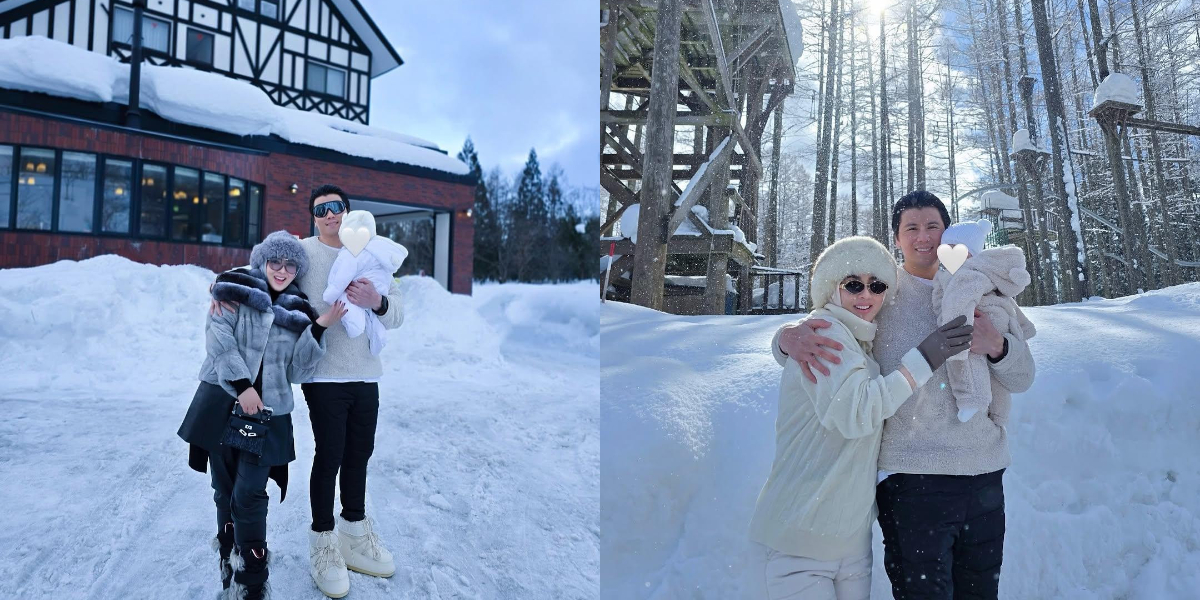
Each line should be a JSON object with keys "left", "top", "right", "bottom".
{"left": 58, "top": 151, "right": 96, "bottom": 233}
{"left": 16, "top": 148, "right": 55, "bottom": 230}
{"left": 101, "top": 159, "right": 132, "bottom": 233}
{"left": 261, "top": 0, "right": 278, "bottom": 19}
{"left": 248, "top": 184, "right": 262, "bottom": 243}
{"left": 306, "top": 62, "right": 325, "bottom": 93}
{"left": 0, "top": 145, "right": 12, "bottom": 228}
{"left": 201, "top": 172, "right": 225, "bottom": 243}
{"left": 113, "top": 7, "right": 171, "bottom": 53}
{"left": 186, "top": 29, "right": 214, "bottom": 65}
{"left": 226, "top": 178, "right": 246, "bottom": 247}
{"left": 139, "top": 164, "right": 167, "bottom": 237}
{"left": 326, "top": 67, "right": 345, "bottom": 98}
{"left": 172, "top": 167, "right": 200, "bottom": 241}
{"left": 380, "top": 215, "right": 435, "bottom": 278}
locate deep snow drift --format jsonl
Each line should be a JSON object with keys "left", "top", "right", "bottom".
{"left": 601, "top": 284, "right": 1200, "bottom": 599}
{"left": 0, "top": 255, "right": 597, "bottom": 599}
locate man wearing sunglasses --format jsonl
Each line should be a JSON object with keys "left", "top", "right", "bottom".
{"left": 212, "top": 184, "right": 401, "bottom": 598}
{"left": 769, "top": 191, "right": 1037, "bottom": 600}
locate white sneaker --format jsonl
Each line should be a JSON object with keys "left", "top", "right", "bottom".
{"left": 338, "top": 516, "right": 395, "bottom": 578}
{"left": 309, "top": 530, "right": 350, "bottom": 598}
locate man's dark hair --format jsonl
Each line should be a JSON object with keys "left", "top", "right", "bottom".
{"left": 890, "top": 190, "right": 951, "bottom": 236}
{"left": 310, "top": 184, "right": 349, "bottom": 210}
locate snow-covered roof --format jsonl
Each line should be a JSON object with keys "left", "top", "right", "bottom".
{"left": 0, "top": 36, "right": 467, "bottom": 176}
{"left": 1092, "top": 73, "right": 1141, "bottom": 110}
{"left": 980, "top": 190, "right": 1021, "bottom": 212}
{"left": 779, "top": 0, "right": 805, "bottom": 68}
{"left": 1011, "top": 129, "right": 1046, "bottom": 155}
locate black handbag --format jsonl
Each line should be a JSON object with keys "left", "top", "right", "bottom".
{"left": 220, "top": 404, "right": 273, "bottom": 457}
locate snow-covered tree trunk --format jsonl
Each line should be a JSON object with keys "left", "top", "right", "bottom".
{"left": 810, "top": 0, "right": 842, "bottom": 262}
{"left": 1130, "top": 0, "right": 1179, "bottom": 287}
{"left": 1031, "top": 0, "right": 1085, "bottom": 302}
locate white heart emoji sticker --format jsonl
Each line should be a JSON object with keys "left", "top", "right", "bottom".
{"left": 340, "top": 226, "right": 371, "bottom": 256}
{"left": 937, "top": 244, "right": 969, "bottom": 274}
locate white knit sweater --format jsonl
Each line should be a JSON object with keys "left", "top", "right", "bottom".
{"left": 771, "top": 267, "right": 1037, "bottom": 476}
{"left": 751, "top": 304, "right": 933, "bottom": 560}
{"left": 871, "top": 267, "right": 1034, "bottom": 475}
{"left": 297, "top": 236, "right": 404, "bottom": 381}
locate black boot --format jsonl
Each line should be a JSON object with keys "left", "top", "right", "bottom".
{"left": 212, "top": 522, "right": 234, "bottom": 590}
{"left": 230, "top": 543, "right": 270, "bottom": 600}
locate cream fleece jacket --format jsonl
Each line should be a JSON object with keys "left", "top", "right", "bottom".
{"left": 752, "top": 304, "right": 934, "bottom": 561}
{"left": 931, "top": 247, "right": 1037, "bottom": 423}
{"left": 298, "top": 236, "right": 404, "bottom": 381}
{"left": 772, "top": 266, "right": 1037, "bottom": 476}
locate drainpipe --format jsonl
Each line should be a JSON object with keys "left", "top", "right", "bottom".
{"left": 125, "top": 0, "right": 146, "bottom": 128}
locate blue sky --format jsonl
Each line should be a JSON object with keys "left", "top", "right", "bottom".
{"left": 359, "top": 0, "right": 597, "bottom": 188}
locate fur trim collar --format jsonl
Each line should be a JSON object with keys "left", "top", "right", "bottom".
{"left": 212, "top": 268, "right": 318, "bottom": 332}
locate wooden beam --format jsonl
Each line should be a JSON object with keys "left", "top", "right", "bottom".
{"left": 730, "top": 23, "right": 775, "bottom": 76}
{"left": 667, "top": 135, "right": 734, "bottom": 237}
{"left": 602, "top": 109, "right": 732, "bottom": 126}
{"left": 1125, "top": 117, "right": 1200, "bottom": 137}
{"left": 699, "top": 0, "right": 735, "bottom": 107}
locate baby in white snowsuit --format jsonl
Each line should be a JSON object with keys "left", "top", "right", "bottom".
{"left": 932, "top": 219, "right": 1038, "bottom": 423}
{"left": 323, "top": 210, "right": 408, "bottom": 356}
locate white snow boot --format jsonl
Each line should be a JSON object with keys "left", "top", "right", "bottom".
{"left": 309, "top": 529, "right": 350, "bottom": 598}
{"left": 338, "top": 516, "right": 395, "bottom": 578}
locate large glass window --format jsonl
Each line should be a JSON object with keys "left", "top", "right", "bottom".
{"left": 139, "top": 163, "right": 167, "bottom": 237}
{"left": 306, "top": 62, "right": 346, "bottom": 97}
{"left": 380, "top": 215, "right": 435, "bottom": 278}
{"left": 101, "top": 159, "right": 132, "bottom": 233}
{"left": 186, "top": 28, "right": 214, "bottom": 66}
{"left": 225, "top": 178, "right": 246, "bottom": 247}
{"left": 112, "top": 6, "right": 171, "bottom": 54}
{"left": 248, "top": 184, "right": 262, "bottom": 243}
{"left": 0, "top": 145, "right": 12, "bottom": 228}
{"left": 15, "top": 148, "right": 55, "bottom": 230}
{"left": 201, "top": 172, "right": 225, "bottom": 243}
{"left": 172, "top": 166, "right": 200, "bottom": 241}
{"left": 58, "top": 152, "right": 96, "bottom": 233}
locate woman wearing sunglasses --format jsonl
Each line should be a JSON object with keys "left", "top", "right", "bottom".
{"left": 180, "top": 230, "right": 348, "bottom": 600}
{"left": 748, "top": 236, "right": 973, "bottom": 600}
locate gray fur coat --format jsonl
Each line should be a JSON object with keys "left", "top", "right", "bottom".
{"left": 197, "top": 268, "right": 326, "bottom": 415}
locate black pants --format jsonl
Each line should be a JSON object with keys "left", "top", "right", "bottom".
{"left": 303, "top": 381, "right": 380, "bottom": 532}
{"left": 210, "top": 446, "right": 271, "bottom": 547}
{"left": 876, "top": 469, "right": 1006, "bottom": 600}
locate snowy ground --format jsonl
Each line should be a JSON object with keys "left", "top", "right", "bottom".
{"left": 0, "top": 256, "right": 598, "bottom": 599}
{"left": 601, "top": 284, "right": 1200, "bottom": 599}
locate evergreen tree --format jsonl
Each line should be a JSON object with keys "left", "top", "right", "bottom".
{"left": 457, "top": 137, "right": 501, "bottom": 282}
{"left": 513, "top": 149, "right": 546, "bottom": 281}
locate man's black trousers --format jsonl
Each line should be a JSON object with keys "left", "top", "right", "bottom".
{"left": 302, "top": 381, "right": 380, "bottom": 532}
{"left": 876, "top": 469, "right": 1006, "bottom": 600}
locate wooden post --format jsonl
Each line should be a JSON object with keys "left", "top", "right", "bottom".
{"left": 630, "top": 0, "right": 683, "bottom": 310}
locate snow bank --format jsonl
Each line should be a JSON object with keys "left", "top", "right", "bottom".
{"left": 1092, "top": 73, "right": 1141, "bottom": 109}
{"left": 620, "top": 203, "right": 640, "bottom": 243}
{"left": 0, "top": 254, "right": 503, "bottom": 399}
{"left": 601, "top": 284, "right": 1200, "bottom": 598}
{"left": 0, "top": 36, "right": 467, "bottom": 175}
{"left": 981, "top": 190, "right": 1020, "bottom": 211}
{"left": 472, "top": 281, "right": 599, "bottom": 354}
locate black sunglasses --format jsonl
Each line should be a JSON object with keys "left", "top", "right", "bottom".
{"left": 312, "top": 200, "right": 347, "bottom": 218}
{"left": 266, "top": 258, "right": 299, "bottom": 275}
{"left": 842, "top": 279, "right": 889, "bottom": 295}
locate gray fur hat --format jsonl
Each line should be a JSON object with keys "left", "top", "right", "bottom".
{"left": 250, "top": 230, "right": 308, "bottom": 279}
{"left": 810, "top": 236, "right": 898, "bottom": 309}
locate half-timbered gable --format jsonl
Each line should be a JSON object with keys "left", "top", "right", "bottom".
{"left": 0, "top": 0, "right": 401, "bottom": 124}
